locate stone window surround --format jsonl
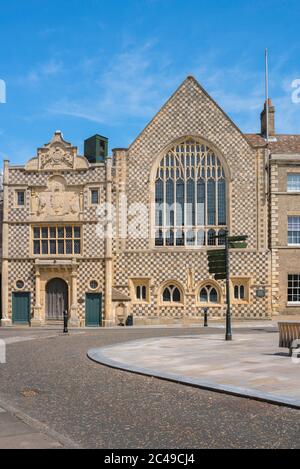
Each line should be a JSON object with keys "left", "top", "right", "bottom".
{"left": 31, "top": 224, "right": 83, "bottom": 257}
{"left": 158, "top": 280, "right": 185, "bottom": 307}
{"left": 149, "top": 135, "right": 232, "bottom": 251}
{"left": 14, "top": 188, "right": 26, "bottom": 208}
{"left": 196, "top": 279, "right": 223, "bottom": 308}
{"left": 89, "top": 187, "right": 100, "bottom": 206}
{"left": 129, "top": 277, "right": 151, "bottom": 304}
{"left": 88, "top": 280, "right": 100, "bottom": 291}
{"left": 231, "top": 277, "right": 251, "bottom": 304}
{"left": 287, "top": 274, "right": 300, "bottom": 306}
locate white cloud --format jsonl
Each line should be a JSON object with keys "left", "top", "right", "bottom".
{"left": 18, "top": 59, "right": 63, "bottom": 85}
{"left": 48, "top": 41, "right": 180, "bottom": 124}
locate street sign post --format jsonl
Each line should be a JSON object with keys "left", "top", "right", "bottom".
{"left": 207, "top": 232, "right": 248, "bottom": 341}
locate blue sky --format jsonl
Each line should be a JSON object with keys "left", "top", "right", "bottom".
{"left": 0, "top": 0, "right": 299, "bottom": 164}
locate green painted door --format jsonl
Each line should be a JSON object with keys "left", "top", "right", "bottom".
{"left": 85, "top": 293, "right": 102, "bottom": 327}
{"left": 12, "top": 292, "right": 30, "bottom": 324}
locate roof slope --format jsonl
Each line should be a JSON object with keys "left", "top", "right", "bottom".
{"left": 245, "top": 134, "right": 300, "bottom": 154}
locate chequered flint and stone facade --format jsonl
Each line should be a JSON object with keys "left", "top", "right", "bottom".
{"left": 1, "top": 76, "right": 300, "bottom": 327}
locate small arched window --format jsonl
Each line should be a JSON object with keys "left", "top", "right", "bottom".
{"left": 162, "top": 284, "right": 182, "bottom": 303}
{"left": 199, "top": 284, "right": 219, "bottom": 304}
{"left": 155, "top": 139, "right": 227, "bottom": 247}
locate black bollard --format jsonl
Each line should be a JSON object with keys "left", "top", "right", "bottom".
{"left": 63, "top": 310, "right": 68, "bottom": 334}
{"left": 203, "top": 307, "right": 208, "bottom": 327}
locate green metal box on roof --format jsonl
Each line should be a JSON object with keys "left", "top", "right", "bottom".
{"left": 84, "top": 134, "right": 108, "bottom": 163}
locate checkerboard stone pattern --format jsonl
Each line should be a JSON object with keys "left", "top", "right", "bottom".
{"left": 112, "top": 76, "right": 271, "bottom": 322}
{"left": 8, "top": 260, "right": 35, "bottom": 317}
{"left": 5, "top": 158, "right": 107, "bottom": 325}
{"left": 4, "top": 76, "right": 272, "bottom": 326}
{"left": 124, "top": 77, "right": 261, "bottom": 252}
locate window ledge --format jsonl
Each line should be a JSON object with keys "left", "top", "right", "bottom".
{"left": 197, "top": 303, "right": 222, "bottom": 308}
{"left": 159, "top": 303, "right": 184, "bottom": 307}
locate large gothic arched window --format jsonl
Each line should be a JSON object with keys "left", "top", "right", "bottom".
{"left": 155, "top": 139, "right": 227, "bottom": 247}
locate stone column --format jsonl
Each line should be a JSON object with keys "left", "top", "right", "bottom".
{"left": 31, "top": 266, "right": 43, "bottom": 326}
{"left": 1, "top": 160, "right": 11, "bottom": 326}
{"left": 69, "top": 266, "right": 79, "bottom": 327}
{"left": 104, "top": 158, "right": 114, "bottom": 327}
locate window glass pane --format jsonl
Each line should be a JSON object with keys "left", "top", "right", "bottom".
{"left": 58, "top": 240, "right": 64, "bottom": 254}
{"left": 186, "top": 179, "right": 195, "bottom": 226}
{"left": 218, "top": 230, "right": 226, "bottom": 246}
{"left": 166, "top": 229, "right": 174, "bottom": 246}
{"left": 74, "top": 227, "right": 81, "bottom": 238}
{"left": 42, "top": 240, "right": 48, "bottom": 254}
{"left": 142, "top": 286, "right": 147, "bottom": 300}
{"left": 50, "top": 227, "right": 56, "bottom": 239}
{"left": 200, "top": 288, "right": 208, "bottom": 303}
{"left": 17, "top": 191, "right": 25, "bottom": 206}
{"left": 74, "top": 240, "right": 81, "bottom": 254}
{"left": 197, "top": 179, "right": 205, "bottom": 225}
{"left": 163, "top": 288, "right": 171, "bottom": 302}
{"left": 66, "top": 227, "right": 72, "bottom": 238}
{"left": 288, "top": 217, "right": 300, "bottom": 245}
{"left": 91, "top": 190, "right": 99, "bottom": 204}
{"left": 172, "top": 288, "right": 181, "bottom": 303}
{"left": 208, "top": 229, "right": 216, "bottom": 246}
{"left": 176, "top": 230, "right": 185, "bottom": 246}
{"left": 42, "top": 227, "right": 48, "bottom": 239}
{"left": 166, "top": 179, "right": 174, "bottom": 227}
{"left": 218, "top": 179, "right": 226, "bottom": 225}
{"left": 234, "top": 285, "right": 239, "bottom": 299}
{"left": 288, "top": 174, "right": 300, "bottom": 192}
{"left": 209, "top": 288, "right": 218, "bottom": 303}
{"left": 207, "top": 180, "right": 216, "bottom": 225}
{"left": 136, "top": 286, "right": 141, "bottom": 299}
{"left": 155, "top": 180, "right": 164, "bottom": 227}
{"left": 34, "top": 228, "right": 40, "bottom": 239}
{"left": 197, "top": 229, "right": 206, "bottom": 246}
{"left": 66, "top": 239, "right": 73, "bottom": 254}
{"left": 50, "top": 240, "right": 56, "bottom": 254}
{"left": 58, "top": 227, "right": 64, "bottom": 238}
{"left": 240, "top": 285, "right": 245, "bottom": 299}
{"left": 186, "top": 230, "right": 196, "bottom": 246}
{"left": 176, "top": 179, "right": 184, "bottom": 226}
{"left": 155, "top": 230, "right": 164, "bottom": 247}
{"left": 34, "top": 240, "right": 40, "bottom": 254}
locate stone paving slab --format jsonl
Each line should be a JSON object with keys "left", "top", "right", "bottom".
{"left": 88, "top": 332, "right": 300, "bottom": 409}
{"left": 0, "top": 401, "right": 78, "bottom": 449}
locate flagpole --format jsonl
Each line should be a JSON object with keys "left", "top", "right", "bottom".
{"left": 265, "top": 48, "right": 269, "bottom": 141}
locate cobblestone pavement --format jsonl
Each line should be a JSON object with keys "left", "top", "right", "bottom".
{"left": 0, "top": 326, "right": 299, "bottom": 449}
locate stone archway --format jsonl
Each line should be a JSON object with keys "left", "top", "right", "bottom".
{"left": 46, "top": 278, "right": 68, "bottom": 321}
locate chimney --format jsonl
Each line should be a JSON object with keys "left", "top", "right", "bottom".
{"left": 261, "top": 98, "right": 275, "bottom": 137}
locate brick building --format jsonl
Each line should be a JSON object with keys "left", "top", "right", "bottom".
{"left": 1, "top": 76, "right": 300, "bottom": 327}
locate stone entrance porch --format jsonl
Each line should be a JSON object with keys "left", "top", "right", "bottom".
{"left": 32, "top": 259, "right": 79, "bottom": 327}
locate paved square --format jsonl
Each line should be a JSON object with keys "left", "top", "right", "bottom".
{"left": 89, "top": 332, "right": 300, "bottom": 408}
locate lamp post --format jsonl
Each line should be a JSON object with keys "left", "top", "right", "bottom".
{"left": 224, "top": 230, "right": 232, "bottom": 341}
{"left": 203, "top": 307, "right": 208, "bottom": 327}
{"left": 63, "top": 310, "right": 69, "bottom": 334}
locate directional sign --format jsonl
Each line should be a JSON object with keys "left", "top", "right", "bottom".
{"left": 228, "top": 242, "right": 248, "bottom": 249}
{"left": 214, "top": 274, "right": 227, "bottom": 280}
{"left": 207, "top": 250, "right": 226, "bottom": 259}
{"left": 207, "top": 250, "right": 226, "bottom": 276}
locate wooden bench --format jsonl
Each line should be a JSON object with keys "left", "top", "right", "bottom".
{"left": 278, "top": 322, "right": 300, "bottom": 356}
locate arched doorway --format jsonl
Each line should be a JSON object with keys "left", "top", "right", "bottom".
{"left": 46, "top": 278, "right": 68, "bottom": 321}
